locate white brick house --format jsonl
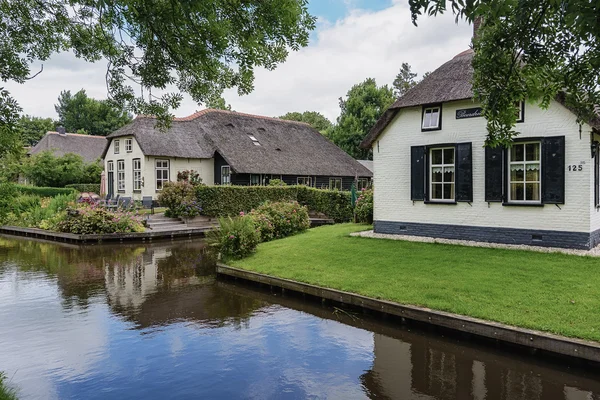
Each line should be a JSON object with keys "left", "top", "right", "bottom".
{"left": 361, "top": 49, "right": 600, "bottom": 249}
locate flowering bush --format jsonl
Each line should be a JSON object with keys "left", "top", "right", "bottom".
{"left": 355, "top": 188, "right": 373, "bottom": 224}
{"left": 158, "top": 181, "right": 196, "bottom": 217}
{"left": 207, "top": 215, "right": 260, "bottom": 260}
{"left": 177, "top": 170, "right": 203, "bottom": 186}
{"left": 250, "top": 201, "right": 310, "bottom": 241}
{"left": 52, "top": 204, "right": 145, "bottom": 234}
{"left": 176, "top": 198, "right": 203, "bottom": 219}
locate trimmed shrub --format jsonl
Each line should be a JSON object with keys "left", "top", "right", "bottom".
{"left": 355, "top": 188, "right": 373, "bottom": 224}
{"left": 249, "top": 201, "right": 310, "bottom": 241}
{"left": 158, "top": 181, "right": 196, "bottom": 217}
{"left": 65, "top": 183, "right": 101, "bottom": 194}
{"left": 207, "top": 215, "right": 260, "bottom": 260}
{"left": 0, "top": 182, "right": 18, "bottom": 220}
{"left": 53, "top": 205, "right": 145, "bottom": 234}
{"left": 268, "top": 179, "right": 287, "bottom": 186}
{"left": 15, "top": 185, "right": 76, "bottom": 197}
{"left": 196, "top": 185, "right": 353, "bottom": 222}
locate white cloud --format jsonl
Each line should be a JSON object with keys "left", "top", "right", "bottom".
{"left": 4, "top": 2, "right": 472, "bottom": 123}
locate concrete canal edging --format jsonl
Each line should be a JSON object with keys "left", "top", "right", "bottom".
{"left": 216, "top": 264, "right": 600, "bottom": 364}
{"left": 0, "top": 225, "right": 212, "bottom": 244}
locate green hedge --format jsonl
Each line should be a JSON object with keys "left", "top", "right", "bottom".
{"left": 196, "top": 185, "right": 353, "bottom": 222}
{"left": 65, "top": 183, "right": 101, "bottom": 193}
{"left": 15, "top": 185, "right": 77, "bottom": 197}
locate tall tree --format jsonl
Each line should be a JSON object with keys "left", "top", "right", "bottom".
{"left": 0, "top": 0, "right": 316, "bottom": 154}
{"left": 279, "top": 111, "right": 333, "bottom": 133}
{"left": 393, "top": 63, "right": 418, "bottom": 98}
{"left": 330, "top": 78, "right": 395, "bottom": 160}
{"left": 408, "top": 0, "right": 600, "bottom": 147}
{"left": 55, "top": 90, "right": 132, "bottom": 136}
{"left": 17, "top": 115, "right": 56, "bottom": 146}
{"left": 206, "top": 96, "right": 232, "bottom": 111}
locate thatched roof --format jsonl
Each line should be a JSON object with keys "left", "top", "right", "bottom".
{"left": 28, "top": 132, "right": 106, "bottom": 163}
{"left": 361, "top": 48, "right": 600, "bottom": 148}
{"left": 357, "top": 160, "right": 373, "bottom": 173}
{"left": 105, "top": 109, "right": 372, "bottom": 177}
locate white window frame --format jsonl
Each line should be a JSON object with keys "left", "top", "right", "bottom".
{"left": 250, "top": 174, "right": 261, "bottom": 186}
{"left": 508, "top": 141, "right": 541, "bottom": 203}
{"left": 422, "top": 106, "right": 441, "bottom": 130}
{"left": 117, "top": 160, "right": 125, "bottom": 192}
{"left": 133, "top": 159, "right": 142, "bottom": 192}
{"left": 357, "top": 178, "right": 369, "bottom": 190}
{"left": 125, "top": 138, "right": 133, "bottom": 153}
{"left": 114, "top": 139, "right": 120, "bottom": 154}
{"left": 221, "top": 166, "right": 231, "bottom": 185}
{"left": 155, "top": 159, "right": 170, "bottom": 191}
{"left": 429, "top": 147, "right": 455, "bottom": 202}
{"left": 516, "top": 101, "right": 525, "bottom": 123}
{"left": 329, "top": 178, "right": 342, "bottom": 190}
{"left": 297, "top": 177, "right": 312, "bottom": 186}
{"left": 107, "top": 160, "right": 114, "bottom": 172}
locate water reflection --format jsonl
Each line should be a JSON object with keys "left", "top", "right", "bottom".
{"left": 0, "top": 236, "right": 599, "bottom": 400}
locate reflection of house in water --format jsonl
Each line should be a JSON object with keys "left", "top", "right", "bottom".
{"left": 363, "top": 333, "right": 600, "bottom": 400}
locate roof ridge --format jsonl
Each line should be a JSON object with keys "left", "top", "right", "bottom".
{"left": 46, "top": 131, "right": 107, "bottom": 139}
{"left": 136, "top": 109, "right": 312, "bottom": 127}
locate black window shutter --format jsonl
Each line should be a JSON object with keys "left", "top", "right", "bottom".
{"left": 455, "top": 142, "right": 473, "bottom": 202}
{"left": 595, "top": 144, "right": 600, "bottom": 207}
{"left": 541, "top": 136, "right": 565, "bottom": 204}
{"left": 485, "top": 146, "right": 504, "bottom": 202}
{"left": 411, "top": 146, "right": 426, "bottom": 201}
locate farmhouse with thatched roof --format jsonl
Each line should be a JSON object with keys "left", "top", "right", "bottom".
{"left": 361, "top": 47, "right": 600, "bottom": 250}
{"left": 28, "top": 128, "right": 107, "bottom": 163}
{"left": 102, "top": 109, "right": 372, "bottom": 199}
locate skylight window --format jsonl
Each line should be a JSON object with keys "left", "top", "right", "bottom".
{"left": 248, "top": 134, "right": 261, "bottom": 146}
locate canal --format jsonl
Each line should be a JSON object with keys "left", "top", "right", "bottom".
{"left": 0, "top": 236, "right": 599, "bottom": 399}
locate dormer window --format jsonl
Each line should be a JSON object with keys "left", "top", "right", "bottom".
{"left": 248, "top": 134, "right": 261, "bottom": 146}
{"left": 422, "top": 105, "right": 441, "bottom": 131}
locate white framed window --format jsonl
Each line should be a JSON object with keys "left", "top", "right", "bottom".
{"left": 357, "top": 178, "right": 369, "bottom": 190}
{"left": 429, "top": 147, "right": 455, "bottom": 201}
{"left": 329, "top": 178, "right": 342, "bottom": 190}
{"left": 509, "top": 142, "right": 541, "bottom": 202}
{"left": 117, "top": 160, "right": 125, "bottom": 192}
{"left": 155, "top": 159, "right": 170, "bottom": 191}
{"left": 114, "top": 139, "right": 120, "bottom": 154}
{"left": 516, "top": 101, "right": 525, "bottom": 123}
{"left": 250, "top": 174, "right": 261, "bottom": 186}
{"left": 125, "top": 139, "right": 133, "bottom": 153}
{"left": 221, "top": 166, "right": 231, "bottom": 185}
{"left": 133, "top": 159, "right": 142, "bottom": 191}
{"left": 107, "top": 160, "right": 114, "bottom": 172}
{"left": 422, "top": 106, "right": 441, "bottom": 130}
{"left": 297, "top": 177, "right": 312, "bottom": 186}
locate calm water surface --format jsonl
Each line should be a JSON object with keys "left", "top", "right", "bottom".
{"left": 0, "top": 236, "right": 599, "bottom": 400}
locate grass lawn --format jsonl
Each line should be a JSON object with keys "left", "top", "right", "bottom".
{"left": 230, "top": 224, "right": 600, "bottom": 342}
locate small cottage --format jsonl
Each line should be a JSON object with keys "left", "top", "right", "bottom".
{"left": 28, "top": 129, "right": 107, "bottom": 163}
{"left": 362, "top": 49, "right": 600, "bottom": 250}
{"left": 102, "top": 109, "right": 372, "bottom": 199}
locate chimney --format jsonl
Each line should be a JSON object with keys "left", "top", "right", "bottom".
{"left": 473, "top": 16, "right": 483, "bottom": 41}
{"left": 57, "top": 126, "right": 66, "bottom": 135}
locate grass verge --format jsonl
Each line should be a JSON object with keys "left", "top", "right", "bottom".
{"left": 0, "top": 372, "right": 17, "bottom": 400}
{"left": 230, "top": 224, "right": 600, "bottom": 342}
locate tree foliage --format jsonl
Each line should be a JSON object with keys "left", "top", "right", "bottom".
{"left": 55, "top": 90, "right": 132, "bottom": 136}
{"left": 393, "top": 63, "right": 418, "bottom": 98}
{"left": 17, "top": 115, "right": 56, "bottom": 146}
{"left": 329, "top": 78, "right": 395, "bottom": 160}
{"left": 206, "top": 96, "right": 232, "bottom": 111}
{"left": 22, "top": 151, "right": 102, "bottom": 187}
{"left": 279, "top": 111, "right": 333, "bottom": 133}
{"left": 1, "top": 0, "right": 316, "bottom": 133}
{"left": 408, "top": 0, "right": 600, "bottom": 147}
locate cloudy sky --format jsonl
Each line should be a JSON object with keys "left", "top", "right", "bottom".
{"left": 5, "top": 0, "right": 472, "bottom": 123}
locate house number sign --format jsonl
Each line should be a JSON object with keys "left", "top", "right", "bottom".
{"left": 568, "top": 165, "right": 583, "bottom": 172}
{"left": 455, "top": 107, "right": 483, "bottom": 119}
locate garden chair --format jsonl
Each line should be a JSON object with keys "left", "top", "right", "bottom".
{"left": 120, "top": 197, "right": 132, "bottom": 210}
{"left": 142, "top": 196, "right": 154, "bottom": 214}
{"left": 106, "top": 194, "right": 120, "bottom": 211}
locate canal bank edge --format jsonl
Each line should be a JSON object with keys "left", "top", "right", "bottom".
{"left": 216, "top": 264, "right": 600, "bottom": 364}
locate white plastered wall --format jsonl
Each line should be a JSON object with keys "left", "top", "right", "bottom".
{"left": 373, "top": 99, "right": 594, "bottom": 233}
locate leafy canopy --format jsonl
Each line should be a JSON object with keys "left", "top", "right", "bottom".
{"left": 329, "top": 78, "right": 395, "bottom": 160}
{"left": 408, "top": 0, "right": 600, "bottom": 147}
{"left": 55, "top": 90, "right": 131, "bottom": 136}
{"left": 22, "top": 151, "right": 102, "bottom": 187}
{"left": 0, "top": 0, "right": 316, "bottom": 153}
{"left": 279, "top": 111, "right": 333, "bottom": 133}
{"left": 17, "top": 115, "right": 56, "bottom": 146}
